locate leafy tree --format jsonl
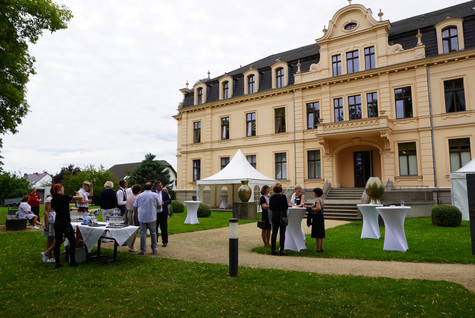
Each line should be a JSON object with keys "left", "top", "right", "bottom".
{"left": 51, "top": 164, "right": 81, "bottom": 185}
{"left": 128, "top": 153, "right": 172, "bottom": 189}
{"left": 0, "top": 0, "right": 72, "bottom": 167}
{"left": 0, "top": 171, "right": 30, "bottom": 201}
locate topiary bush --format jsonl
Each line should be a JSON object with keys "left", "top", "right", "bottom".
{"left": 432, "top": 205, "right": 462, "bottom": 227}
{"left": 168, "top": 204, "right": 173, "bottom": 217}
{"left": 170, "top": 200, "right": 184, "bottom": 213}
{"left": 197, "top": 202, "right": 211, "bottom": 218}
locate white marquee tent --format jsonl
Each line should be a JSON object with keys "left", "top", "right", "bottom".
{"left": 450, "top": 158, "right": 475, "bottom": 221}
{"left": 196, "top": 149, "right": 276, "bottom": 208}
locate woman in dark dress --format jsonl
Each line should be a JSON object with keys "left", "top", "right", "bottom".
{"left": 269, "top": 183, "right": 289, "bottom": 256}
{"left": 310, "top": 188, "right": 325, "bottom": 252}
{"left": 259, "top": 185, "right": 271, "bottom": 247}
{"left": 51, "top": 184, "right": 82, "bottom": 268}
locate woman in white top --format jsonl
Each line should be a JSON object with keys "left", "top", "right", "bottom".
{"left": 18, "top": 195, "right": 42, "bottom": 229}
{"left": 289, "top": 185, "right": 305, "bottom": 207}
{"left": 41, "top": 194, "right": 56, "bottom": 262}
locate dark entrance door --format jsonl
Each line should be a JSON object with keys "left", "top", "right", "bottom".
{"left": 354, "top": 151, "right": 372, "bottom": 187}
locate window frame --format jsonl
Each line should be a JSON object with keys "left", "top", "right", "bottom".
{"left": 221, "top": 117, "right": 230, "bottom": 140}
{"left": 444, "top": 78, "right": 465, "bottom": 113}
{"left": 193, "top": 121, "right": 201, "bottom": 143}
{"left": 197, "top": 87, "right": 203, "bottom": 105}
{"left": 220, "top": 157, "right": 230, "bottom": 170}
{"left": 395, "top": 87, "right": 413, "bottom": 119}
{"left": 348, "top": 95, "right": 362, "bottom": 120}
{"left": 346, "top": 50, "right": 359, "bottom": 74}
{"left": 333, "top": 98, "right": 344, "bottom": 122}
{"left": 364, "top": 46, "right": 375, "bottom": 70}
{"left": 332, "top": 54, "right": 341, "bottom": 76}
{"left": 222, "top": 81, "right": 229, "bottom": 99}
{"left": 275, "top": 152, "right": 287, "bottom": 180}
{"left": 246, "top": 112, "right": 256, "bottom": 137}
{"left": 307, "top": 150, "right": 321, "bottom": 179}
{"left": 274, "top": 107, "right": 286, "bottom": 133}
{"left": 306, "top": 102, "right": 320, "bottom": 129}
{"left": 246, "top": 155, "right": 257, "bottom": 169}
{"left": 367, "top": 92, "right": 378, "bottom": 118}
{"left": 276, "top": 68, "right": 284, "bottom": 88}
{"left": 398, "top": 142, "right": 418, "bottom": 176}
{"left": 449, "top": 138, "right": 471, "bottom": 172}
{"left": 248, "top": 75, "right": 255, "bottom": 94}
{"left": 442, "top": 27, "right": 459, "bottom": 53}
{"left": 192, "top": 159, "right": 201, "bottom": 182}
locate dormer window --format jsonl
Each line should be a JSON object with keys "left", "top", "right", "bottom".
{"left": 248, "top": 75, "right": 255, "bottom": 94}
{"left": 276, "top": 68, "right": 284, "bottom": 88}
{"left": 197, "top": 87, "right": 203, "bottom": 105}
{"left": 244, "top": 69, "right": 259, "bottom": 95}
{"left": 442, "top": 27, "right": 458, "bottom": 53}
{"left": 218, "top": 75, "right": 233, "bottom": 100}
{"left": 222, "top": 81, "right": 229, "bottom": 99}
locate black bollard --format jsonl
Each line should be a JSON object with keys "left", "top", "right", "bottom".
{"left": 466, "top": 174, "right": 475, "bottom": 255}
{"left": 229, "top": 218, "right": 238, "bottom": 276}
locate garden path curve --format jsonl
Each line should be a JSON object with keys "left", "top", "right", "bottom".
{"left": 116, "top": 220, "right": 475, "bottom": 292}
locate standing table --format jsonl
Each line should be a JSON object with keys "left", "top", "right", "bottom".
{"left": 284, "top": 207, "right": 307, "bottom": 252}
{"left": 376, "top": 206, "right": 411, "bottom": 252}
{"left": 357, "top": 204, "right": 383, "bottom": 239}
{"left": 184, "top": 201, "right": 201, "bottom": 224}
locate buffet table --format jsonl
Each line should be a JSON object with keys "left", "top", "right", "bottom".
{"left": 284, "top": 207, "right": 307, "bottom": 252}
{"left": 376, "top": 206, "right": 411, "bottom": 252}
{"left": 184, "top": 201, "right": 201, "bottom": 224}
{"left": 72, "top": 222, "right": 139, "bottom": 261}
{"left": 357, "top": 204, "right": 383, "bottom": 239}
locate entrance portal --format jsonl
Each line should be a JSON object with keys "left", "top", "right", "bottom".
{"left": 353, "top": 151, "right": 372, "bottom": 187}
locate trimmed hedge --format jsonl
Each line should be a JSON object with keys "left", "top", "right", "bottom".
{"left": 432, "top": 205, "right": 462, "bottom": 227}
{"left": 197, "top": 202, "right": 211, "bottom": 218}
{"left": 170, "top": 200, "right": 184, "bottom": 213}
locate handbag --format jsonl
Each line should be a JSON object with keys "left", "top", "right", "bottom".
{"left": 257, "top": 221, "right": 266, "bottom": 229}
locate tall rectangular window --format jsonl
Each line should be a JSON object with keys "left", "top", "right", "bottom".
{"left": 307, "top": 102, "right": 320, "bottom": 129}
{"left": 274, "top": 108, "right": 286, "bottom": 133}
{"left": 197, "top": 87, "right": 203, "bottom": 105}
{"left": 307, "top": 150, "right": 321, "bottom": 179}
{"left": 346, "top": 50, "right": 359, "bottom": 74}
{"left": 442, "top": 27, "right": 459, "bottom": 53}
{"left": 246, "top": 155, "right": 256, "bottom": 169}
{"left": 276, "top": 68, "right": 284, "bottom": 88}
{"left": 332, "top": 54, "right": 341, "bottom": 76}
{"left": 222, "top": 81, "right": 229, "bottom": 99}
{"left": 367, "top": 92, "right": 378, "bottom": 118}
{"left": 246, "top": 112, "right": 256, "bottom": 137}
{"left": 449, "top": 138, "right": 471, "bottom": 172}
{"left": 365, "top": 46, "right": 375, "bottom": 70}
{"left": 275, "top": 153, "right": 287, "bottom": 180}
{"left": 348, "top": 95, "right": 362, "bottom": 120}
{"left": 220, "top": 157, "right": 230, "bottom": 170}
{"left": 395, "top": 87, "right": 413, "bottom": 119}
{"left": 193, "top": 160, "right": 201, "bottom": 182}
{"left": 248, "top": 75, "right": 255, "bottom": 94}
{"left": 221, "top": 117, "right": 229, "bottom": 140}
{"left": 193, "top": 121, "right": 201, "bottom": 143}
{"left": 444, "top": 78, "right": 465, "bottom": 113}
{"left": 334, "top": 98, "right": 344, "bottom": 122}
{"left": 398, "top": 142, "right": 418, "bottom": 176}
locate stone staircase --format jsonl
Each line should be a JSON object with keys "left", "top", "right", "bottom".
{"left": 322, "top": 188, "right": 364, "bottom": 221}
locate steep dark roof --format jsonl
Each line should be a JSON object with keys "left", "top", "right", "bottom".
{"left": 182, "top": 1, "right": 475, "bottom": 108}
{"left": 23, "top": 172, "right": 49, "bottom": 186}
{"left": 109, "top": 161, "right": 176, "bottom": 180}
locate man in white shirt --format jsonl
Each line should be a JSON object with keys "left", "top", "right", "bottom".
{"left": 77, "top": 181, "right": 93, "bottom": 213}
{"left": 116, "top": 179, "right": 128, "bottom": 217}
{"left": 133, "top": 182, "right": 162, "bottom": 255}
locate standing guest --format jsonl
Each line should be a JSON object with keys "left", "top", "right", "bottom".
{"left": 133, "top": 182, "right": 162, "bottom": 255}
{"left": 77, "top": 181, "right": 93, "bottom": 213}
{"left": 28, "top": 187, "right": 41, "bottom": 222}
{"left": 259, "top": 185, "right": 271, "bottom": 247}
{"left": 116, "top": 179, "right": 128, "bottom": 218}
{"left": 18, "top": 195, "right": 42, "bottom": 229}
{"left": 99, "top": 181, "right": 116, "bottom": 222}
{"left": 269, "top": 183, "right": 289, "bottom": 256}
{"left": 310, "top": 188, "right": 325, "bottom": 253}
{"left": 289, "top": 185, "right": 305, "bottom": 207}
{"left": 51, "top": 184, "right": 82, "bottom": 268}
{"left": 154, "top": 181, "right": 171, "bottom": 247}
{"left": 41, "top": 192, "right": 56, "bottom": 262}
{"left": 125, "top": 184, "right": 142, "bottom": 252}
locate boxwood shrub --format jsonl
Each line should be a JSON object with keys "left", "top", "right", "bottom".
{"left": 431, "top": 204, "right": 462, "bottom": 227}
{"left": 170, "top": 200, "right": 184, "bottom": 214}
{"left": 198, "top": 202, "right": 211, "bottom": 218}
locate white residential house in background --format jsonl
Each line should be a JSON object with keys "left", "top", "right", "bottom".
{"left": 23, "top": 172, "right": 52, "bottom": 204}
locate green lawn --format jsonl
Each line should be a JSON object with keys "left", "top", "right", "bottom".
{"left": 0, "top": 229, "right": 473, "bottom": 317}
{"left": 253, "top": 218, "right": 475, "bottom": 264}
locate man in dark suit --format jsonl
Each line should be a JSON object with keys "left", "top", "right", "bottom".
{"left": 154, "top": 181, "right": 171, "bottom": 247}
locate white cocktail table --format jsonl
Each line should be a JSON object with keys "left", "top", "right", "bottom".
{"left": 376, "top": 206, "right": 411, "bottom": 252}
{"left": 284, "top": 207, "right": 307, "bottom": 252}
{"left": 184, "top": 201, "right": 201, "bottom": 224}
{"left": 357, "top": 204, "right": 383, "bottom": 239}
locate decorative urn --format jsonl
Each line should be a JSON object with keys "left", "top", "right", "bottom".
{"left": 237, "top": 180, "right": 252, "bottom": 202}
{"left": 365, "top": 177, "right": 384, "bottom": 204}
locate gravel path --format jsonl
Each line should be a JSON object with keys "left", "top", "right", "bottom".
{"left": 115, "top": 220, "right": 475, "bottom": 292}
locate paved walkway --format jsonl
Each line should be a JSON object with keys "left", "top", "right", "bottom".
{"left": 115, "top": 220, "right": 475, "bottom": 292}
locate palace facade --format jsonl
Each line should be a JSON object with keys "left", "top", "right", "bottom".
{"left": 174, "top": 2, "right": 475, "bottom": 203}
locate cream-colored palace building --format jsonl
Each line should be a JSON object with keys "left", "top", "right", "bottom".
{"left": 174, "top": 1, "right": 475, "bottom": 205}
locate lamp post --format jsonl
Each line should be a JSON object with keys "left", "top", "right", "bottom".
{"left": 229, "top": 218, "right": 238, "bottom": 276}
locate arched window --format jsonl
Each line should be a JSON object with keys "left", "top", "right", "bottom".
{"left": 276, "top": 68, "right": 284, "bottom": 88}
{"left": 442, "top": 27, "right": 458, "bottom": 53}
{"left": 222, "top": 81, "right": 229, "bottom": 99}
{"left": 197, "top": 87, "right": 203, "bottom": 104}
{"left": 248, "top": 75, "right": 255, "bottom": 94}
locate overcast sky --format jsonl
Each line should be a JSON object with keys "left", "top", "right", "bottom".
{"left": 2, "top": 0, "right": 468, "bottom": 176}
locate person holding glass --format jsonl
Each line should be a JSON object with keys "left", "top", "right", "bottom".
{"left": 259, "top": 185, "right": 271, "bottom": 247}
{"left": 289, "top": 185, "right": 305, "bottom": 207}
{"left": 309, "top": 188, "right": 325, "bottom": 253}
{"left": 269, "top": 183, "right": 289, "bottom": 256}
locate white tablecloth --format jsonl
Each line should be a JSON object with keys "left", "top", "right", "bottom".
{"left": 376, "top": 206, "right": 411, "bottom": 252}
{"left": 357, "top": 204, "right": 383, "bottom": 239}
{"left": 72, "top": 222, "right": 139, "bottom": 252}
{"left": 284, "top": 207, "right": 307, "bottom": 252}
{"left": 184, "top": 201, "right": 200, "bottom": 224}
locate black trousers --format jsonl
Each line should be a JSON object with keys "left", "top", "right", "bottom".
{"left": 54, "top": 223, "right": 76, "bottom": 264}
{"left": 32, "top": 206, "right": 40, "bottom": 222}
{"left": 156, "top": 212, "right": 168, "bottom": 244}
{"left": 271, "top": 216, "right": 287, "bottom": 253}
